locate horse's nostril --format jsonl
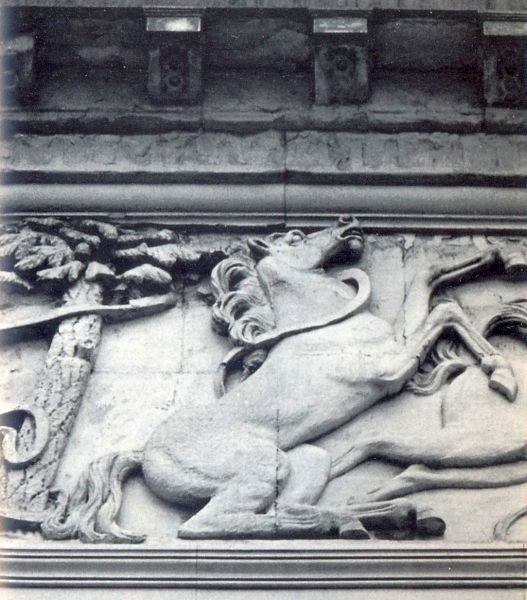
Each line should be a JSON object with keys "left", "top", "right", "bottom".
{"left": 338, "top": 216, "right": 354, "bottom": 225}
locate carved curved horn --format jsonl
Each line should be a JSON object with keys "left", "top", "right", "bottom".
{"left": 0, "top": 405, "right": 50, "bottom": 467}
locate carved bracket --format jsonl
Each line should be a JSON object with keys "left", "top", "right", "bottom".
{"left": 483, "top": 21, "right": 527, "bottom": 108}
{"left": 144, "top": 9, "right": 203, "bottom": 105}
{"left": 0, "top": 32, "right": 37, "bottom": 105}
{"left": 311, "top": 15, "right": 370, "bottom": 105}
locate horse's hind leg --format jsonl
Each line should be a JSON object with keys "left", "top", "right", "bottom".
{"left": 178, "top": 442, "right": 356, "bottom": 539}
{"left": 278, "top": 444, "right": 331, "bottom": 505}
{"left": 177, "top": 442, "right": 416, "bottom": 539}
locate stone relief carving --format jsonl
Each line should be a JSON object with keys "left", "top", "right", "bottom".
{"left": 0, "top": 216, "right": 525, "bottom": 542}
{"left": 0, "top": 216, "right": 521, "bottom": 543}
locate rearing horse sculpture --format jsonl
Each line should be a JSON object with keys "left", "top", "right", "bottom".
{"left": 42, "top": 217, "right": 520, "bottom": 542}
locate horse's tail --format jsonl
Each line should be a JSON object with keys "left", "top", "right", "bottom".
{"left": 41, "top": 450, "right": 145, "bottom": 543}
{"left": 483, "top": 298, "right": 527, "bottom": 339}
{"left": 406, "top": 339, "right": 470, "bottom": 396}
{"left": 408, "top": 299, "right": 527, "bottom": 397}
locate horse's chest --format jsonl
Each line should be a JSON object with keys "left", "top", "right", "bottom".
{"left": 273, "top": 316, "right": 399, "bottom": 378}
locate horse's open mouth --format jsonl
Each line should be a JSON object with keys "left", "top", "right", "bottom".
{"left": 247, "top": 237, "right": 270, "bottom": 259}
{"left": 338, "top": 225, "right": 363, "bottom": 243}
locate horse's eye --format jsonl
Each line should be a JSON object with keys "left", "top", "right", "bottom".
{"left": 289, "top": 230, "right": 305, "bottom": 244}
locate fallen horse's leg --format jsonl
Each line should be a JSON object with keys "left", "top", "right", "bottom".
{"left": 332, "top": 423, "right": 527, "bottom": 479}
{"left": 359, "top": 461, "right": 527, "bottom": 503}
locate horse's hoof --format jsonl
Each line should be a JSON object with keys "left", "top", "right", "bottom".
{"left": 375, "top": 528, "right": 414, "bottom": 541}
{"left": 416, "top": 509, "right": 446, "bottom": 537}
{"left": 489, "top": 367, "right": 518, "bottom": 402}
{"left": 502, "top": 252, "right": 527, "bottom": 280}
{"left": 339, "top": 518, "right": 370, "bottom": 539}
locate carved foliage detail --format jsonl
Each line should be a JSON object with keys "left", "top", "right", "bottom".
{"left": 0, "top": 218, "right": 226, "bottom": 526}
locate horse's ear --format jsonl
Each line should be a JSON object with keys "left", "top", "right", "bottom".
{"left": 247, "top": 238, "right": 271, "bottom": 260}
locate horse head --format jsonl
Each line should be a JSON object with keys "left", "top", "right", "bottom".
{"left": 247, "top": 216, "right": 364, "bottom": 270}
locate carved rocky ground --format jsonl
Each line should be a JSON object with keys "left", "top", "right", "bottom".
{"left": 1, "top": 219, "right": 526, "bottom": 544}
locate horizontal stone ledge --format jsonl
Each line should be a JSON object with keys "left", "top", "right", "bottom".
{"left": 2, "top": 544, "right": 526, "bottom": 589}
{"left": 2, "top": 184, "right": 526, "bottom": 233}
{"left": 2, "top": 131, "right": 285, "bottom": 185}
{"left": 3, "top": 107, "right": 492, "bottom": 137}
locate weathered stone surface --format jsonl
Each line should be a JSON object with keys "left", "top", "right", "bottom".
{"left": 285, "top": 131, "right": 527, "bottom": 182}
{"left": 2, "top": 131, "right": 285, "bottom": 181}
{"left": 485, "top": 108, "right": 527, "bottom": 133}
{"left": 182, "top": 304, "right": 231, "bottom": 374}
{"left": 40, "top": 17, "right": 146, "bottom": 70}
{"left": 0, "top": 33, "right": 36, "bottom": 104}
{"left": 4, "top": 131, "right": 526, "bottom": 183}
{"left": 55, "top": 372, "right": 181, "bottom": 492}
{"left": 2, "top": 0, "right": 527, "bottom": 13}
{"left": 206, "top": 17, "right": 310, "bottom": 71}
{"left": 94, "top": 306, "right": 185, "bottom": 374}
{"left": 373, "top": 19, "right": 479, "bottom": 71}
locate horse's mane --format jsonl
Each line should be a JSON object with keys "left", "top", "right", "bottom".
{"left": 210, "top": 254, "right": 274, "bottom": 346}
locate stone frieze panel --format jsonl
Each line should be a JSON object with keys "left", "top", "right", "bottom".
{"left": 3, "top": 132, "right": 526, "bottom": 185}
{"left": 1, "top": 216, "right": 526, "bottom": 544}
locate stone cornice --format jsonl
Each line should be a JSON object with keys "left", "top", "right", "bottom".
{"left": 2, "top": 0, "right": 527, "bottom": 20}
{"left": 2, "top": 543, "right": 526, "bottom": 589}
{"left": 2, "top": 184, "right": 526, "bottom": 233}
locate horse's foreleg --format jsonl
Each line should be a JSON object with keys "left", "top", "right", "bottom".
{"left": 407, "top": 301, "right": 517, "bottom": 401}
{"left": 401, "top": 250, "right": 500, "bottom": 338}
{"left": 401, "top": 248, "right": 526, "bottom": 339}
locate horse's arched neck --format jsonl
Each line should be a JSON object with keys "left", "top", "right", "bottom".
{"left": 256, "top": 256, "right": 354, "bottom": 329}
